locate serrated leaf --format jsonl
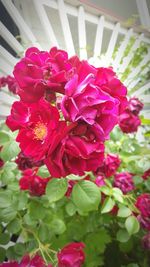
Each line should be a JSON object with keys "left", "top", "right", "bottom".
{"left": 72, "top": 180, "right": 101, "bottom": 212}
{"left": 125, "top": 216, "right": 140, "bottom": 235}
{"left": 101, "top": 197, "right": 115, "bottom": 214}
{"left": 0, "top": 132, "right": 10, "bottom": 146}
{"left": 46, "top": 178, "right": 68, "bottom": 203}
{"left": 0, "top": 141, "right": 20, "bottom": 161}
{"left": 66, "top": 202, "right": 77, "bottom": 216}
{"left": 112, "top": 188, "right": 124, "bottom": 203}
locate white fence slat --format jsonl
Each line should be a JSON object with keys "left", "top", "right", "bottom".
{"left": 0, "top": 46, "right": 18, "bottom": 66}
{"left": 139, "top": 94, "right": 150, "bottom": 103}
{"left": 1, "top": 0, "right": 41, "bottom": 48}
{"left": 128, "top": 66, "right": 150, "bottom": 90}
{"left": 0, "top": 22, "right": 24, "bottom": 54}
{"left": 135, "top": 81, "right": 150, "bottom": 96}
{"left": 0, "top": 58, "right": 13, "bottom": 75}
{"left": 105, "top": 22, "right": 120, "bottom": 66}
{"left": 136, "top": 0, "right": 150, "bottom": 28}
{"left": 119, "top": 33, "right": 144, "bottom": 73}
{"left": 78, "top": 6, "right": 87, "bottom": 60}
{"left": 57, "top": 0, "right": 75, "bottom": 56}
{"left": 0, "top": 91, "right": 17, "bottom": 106}
{"left": 33, "top": 0, "right": 58, "bottom": 47}
{"left": 113, "top": 28, "right": 133, "bottom": 70}
{"left": 0, "top": 105, "right": 11, "bottom": 116}
{"left": 94, "top": 16, "right": 104, "bottom": 58}
{"left": 125, "top": 50, "right": 150, "bottom": 85}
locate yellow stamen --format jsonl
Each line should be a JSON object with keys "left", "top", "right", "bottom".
{"left": 33, "top": 122, "right": 47, "bottom": 141}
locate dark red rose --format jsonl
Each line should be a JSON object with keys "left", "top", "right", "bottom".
{"left": 16, "top": 152, "right": 43, "bottom": 170}
{"left": 142, "top": 232, "right": 150, "bottom": 250}
{"left": 96, "top": 153, "right": 121, "bottom": 178}
{"left": 142, "top": 169, "right": 150, "bottom": 180}
{"left": 136, "top": 193, "right": 150, "bottom": 218}
{"left": 57, "top": 242, "right": 85, "bottom": 267}
{"left": 19, "top": 169, "right": 50, "bottom": 196}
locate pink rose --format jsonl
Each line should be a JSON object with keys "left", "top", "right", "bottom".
{"left": 13, "top": 47, "right": 77, "bottom": 102}
{"left": 0, "top": 75, "right": 19, "bottom": 94}
{"left": 61, "top": 66, "right": 120, "bottom": 141}
{"left": 114, "top": 172, "right": 135, "bottom": 194}
{"left": 57, "top": 242, "right": 85, "bottom": 267}
{"left": 95, "top": 175, "right": 105, "bottom": 187}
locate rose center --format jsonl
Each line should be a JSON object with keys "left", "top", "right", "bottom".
{"left": 33, "top": 122, "right": 47, "bottom": 140}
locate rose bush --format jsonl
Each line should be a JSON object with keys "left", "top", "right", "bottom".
{"left": 0, "top": 46, "right": 150, "bottom": 267}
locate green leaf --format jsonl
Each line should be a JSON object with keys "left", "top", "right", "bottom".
{"left": 29, "top": 201, "right": 46, "bottom": 220}
{"left": 46, "top": 178, "right": 68, "bottom": 203}
{"left": 117, "top": 206, "right": 132, "bottom": 218}
{"left": 116, "top": 229, "right": 130, "bottom": 243}
{"left": 65, "top": 202, "right": 77, "bottom": 216}
{"left": 125, "top": 216, "right": 140, "bottom": 235}
{"left": 0, "top": 131, "right": 10, "bottom": 145}
{"left": 7, "top": 218, "right": 21, "bottom": 234}
{"left": 37, "top": 166, "right": 50, "bottom": 178}
{"left": 72, "top": 180, "right": 101, "bottom": 212}
{"left": 0, "top": 233, "right": 10, "bottom": 245}
{"left": 16, "top": 191, "right": 28, "bottom": 210}
{"left": 112, "top": 188, "right": 124, "bottom": 203}
{"left": 101, "top": 197, "right": 115, "bottom": 214}
{"left": 14, "top": 243, "right": 26, "bottom": 256}
{"left": 38, "top": 224, "right": 51, "bottom": 242}
{"left": 0, "top": 206, "right": 17, "bottom": 222}
{"left": 50, "top": 218, "right": 66, "bottom": 235}
{"left": 0, "top": 141, "right": 20, "bottom": 161}
{"left": 0, "top": 191, "right": 12, "bottom": 208}
{"left": 0, "top": 247, "right": 6, "bottom": 262}
{"left": 100, "top": 186, "right": 111, "bottom": 195}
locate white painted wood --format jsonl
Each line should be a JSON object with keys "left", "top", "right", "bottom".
{"left": 0, "top": 22, "right": 24, "bottom": 54}
{"left": 105, "top": 22, "right": 120, "bottom": 66}
{"left": 1, "top": 0, "right": 41, "bottom": 49}
{"left": 57, "top": 0, "right": 75, "bottom": 56}
{"left": 0, "top": 58, "right": 13, "bottom": 75}
{"left": 0, "top": 46, "right": 18, "bottom": 66}
{"left": 0, "top": 91, "right": 17, "bottom": 105}
{"left": 119, "top": 33, "right": 144, "bottom": 73}
{"left": 113, "top": 28, "right": 133, "bottom": 71}
{"left": 78, "top": 6, "right": 87, "bottom": 59}
{"left": 125, "top": 50, "right": 150, "bottom": 86}
{"left": 135, "top": 81, "right": 150, "bottom": 96}
{"left": 33, "top": 0, "right": 58, "bottom": 47}
{"left": 0, "top": 105, "right": 11, "bottom": 116}
{"left": 94, "top": 16, "right": 104, "bottom": 58}
{"left": 136, "top": 0, "right": 150, "bottom": 28}
{"left": 139, "top": 94, "right": 150, "bottom": 103}
{"left": 128, "top": 65, "right": 150, "bottom": 90}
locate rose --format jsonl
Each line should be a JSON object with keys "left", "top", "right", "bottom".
{"left": 96, "top": 153, "right": 121, "bottom": 178}
{"left": 19, "top": 169, "right": 50, "bottom": 196}
{"left": 16, "top": 152, "right": 43, "bottom": 170}
{"left": 13, "top": 47, "right": 77, "bottom": 102}
{"left": 142, "top": 232, "right": 150, "bottom": 250}
{"left": 0, "top": 75, "right": 19, "bottom": 94}
{"left": 0, "top": 254, "right": 53, "bottom": 267}
{"left": 57, "top": 242, "right": 85, "bottom": 267}
{"left": 61, "top": 67, "right": 120, "bottom": 141}
{"left": 136, "top": 193, "right": 150, "bottom": 218}
{"left": 45, "top": 122, "right": 104, "bottom": 177}
{"left": 142, "top": 169, "right": 150, "bottom": 180}
{"left": 6, "top": 98, "right": 62, "bottom": 161}
{"left": 127, "top": 97, "right": 143, "bottom": 115}
{"left": 114, "top": 172, "right": 135, "bottom": 194}
{"left": 119, "top": 110, "right": 141, "bottom": 133}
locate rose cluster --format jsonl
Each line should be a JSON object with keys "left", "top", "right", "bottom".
{"left": 119, "top": 97, "right": 143, "bottom": 133}
{"left": 136, "top": 193, "right": 150, "bottom": 231}
{"left": 0, "top": 242, "right": 85, "bottom": 267}
{"left": 6, "top": 46, "right": 127, "bottom": 180}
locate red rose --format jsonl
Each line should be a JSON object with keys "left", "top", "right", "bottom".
{"left": 0, "top": 75, "right": 19, "bottom": 94}
{"left": 142, "top": 169, "right": 150, "bottom": 180}
{"left": 57, "top": 242, "right": 85, "bottom": 267}
{"left": 136, "top": 193, "right": 150, "bottom": 218}
{"left": 16, "top": 152, "right": 43, "bottom": 170}
{"left": 96, "top": 153, "right": 121, "bottom": 178}
{"left": 128, "top": 97, "right": 143, "bottom": 115}
{"left": 19, "top": 169, "right": 50, "bottom": 196}
{"left": 119, "top": 110, "right": 141, "bottom": 133}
